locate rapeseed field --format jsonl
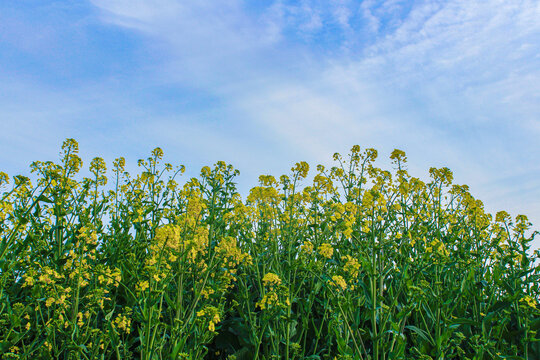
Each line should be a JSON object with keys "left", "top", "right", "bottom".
{"left": 0, "top": 139, "right": 538, "bottom": 359}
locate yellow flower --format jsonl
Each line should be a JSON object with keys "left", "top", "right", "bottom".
{"left": 301, "top": 240, "right": 314, "bottom": 254}
{"left": 154, "top": 224, "right": 182, "bottom": 251}
{"left": 426, "top": 239, "right": 449, "bottom": 257}
{"left": 262, "top": 273, "right": 282, "bottom": 287}
{"left": 331, "top": 275, "right": 347, "bottom": 291}
{"left": 343, "top": 255, "right": 360, "bottom": 278}
{"left": 216, "top": 236, "right": 250, "bottom": 267}
{"left": 256, "top": 292, "right": 279, "bottom": 310}
{"left": 22, "top": 274, "right": 35, "bottom": 287}
{"left": 45, "top": 297, "right": 55, "bottom": 307}
{"left": 197, "top": 306, "right": 220, "bottom": 332}
{"left": 390, "top": 149, "right": 407, "bottom": 162}
{"left": 39, "top": 274, "right": 53, "bottom": 285}
{"left": 318, "top": 243, "right": 334, "bottom": 259}
{"left": 77, "top": 312, "right": 84, "bottom": 327}
{"left": 200, "top": 288, "right": 215, "bottom": 299}
{"left": 114, "top": 314, "right": 132, "bottom": 334}
{"left": 291, "top": 161, "right": 309, "bottom": 179}
{"left": 495, "top": 211, "right": 510, "bottom": 223}
{"left": 521, "top": 295, "right": 537, "bottom": 308}
{"left": 56, "top": 294, "right": 67, "bottom": 306}
{"left": 137, "top": 280, "right": 149, "bottom": 292}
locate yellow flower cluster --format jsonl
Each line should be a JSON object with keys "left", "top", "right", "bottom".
{"left": 495, "top": 210, "right": 511, "bottom": 223}
{"left": 312, "top": 174, "right": 336, "bottom": 195}
{"left": 113, "top": 311, "right": 132, "bottom": 334}
{"left": 301, "top": 240, "right": 314, "bottom": 254}
{"left": 262, "top": 272, "right": 281, "bottom": 287}
{"left": 343, "top": 255, "right": 360, "bottom": 279}
{"left": 246, "top": 186, "right": 281, "bottom": 221}
{"left": 256, "top": 292, "right": 279, "bottom": 310}
{"left": 259, "top": 174, "right": 278, "bottom": 187}
{"left": 197, "top": 306, "right": 221, "bottom": 332}
{"left": 331, "top": 275, "right": 347, "bottom": 291}
{"left": 330, "top": 203, "right": 345, "bottom": 222}
{"left": 521, "top": 295, "right": 537, "bottom": 308}
{"left": 425, "top": 238, "right": 449, "bottom": 257}
{"left": 154, "top": 223, "right": 183, "bottom": 251}
{"left": 0, "top": 200, "right": 13, "bottom": 222}
{"left": 77, "top": 226, "right": 99, "bottom": 246}
{"left": 215, "top": 236, "right": 252, "bottom": 268}
{"left": 291, "top": 161, "right": 310, "bottom": 179}
{"left": 200, "top": 287, "right": 215, "bottom": 299}
{"left": 340, "top": 202, "right": 358, "bottom": 238}
{"left": 214, "top": 236, "right": 252, "bottom": 290}
{"left": 137, "top": 280, "right": 149, "bottom": 292}
{"left": 256, "top": 273, "right": 285, "bottom": 310}
{"left": 153, "top": 223, "right": 209, "bottom": 263}
{"left": 428, "top": 166, "right": 453, "bottom": 186}
{"left": 318, "top": 243, "right": 334, "bottom": 259}
{"left": 97, "top": 267, "right": 122, "bottom": 287}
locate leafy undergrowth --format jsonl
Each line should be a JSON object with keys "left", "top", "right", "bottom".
{"left": 0, "top": 139, "right": 538, "bottom": 359}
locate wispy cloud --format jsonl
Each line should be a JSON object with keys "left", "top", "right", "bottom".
{"left": 91, "top": 0, "right": 540, "bottom": 243}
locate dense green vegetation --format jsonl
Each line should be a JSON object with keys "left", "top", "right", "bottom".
{"left": 0, "top": 139, "right": 538, "bottom": 359}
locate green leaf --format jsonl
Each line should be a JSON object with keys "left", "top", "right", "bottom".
{"left": 37, "top": 194, "right": 54, "bottom": 203}
{"left": 405, "top": 325, "right": 434, "bottom": 345}
{"left": 450, "top": 318, "right": 479, "bottom": 327}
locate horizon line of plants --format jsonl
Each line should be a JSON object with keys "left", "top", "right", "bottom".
{"left": 0, "top": 138, "right": 539, "bottom": 360}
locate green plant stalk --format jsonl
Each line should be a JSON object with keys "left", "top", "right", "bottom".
{"left": 0, "top": 185, "right": 49, "bottom": 262}
{"left": 370, "top": 213, "right": 379, "bottom": 360}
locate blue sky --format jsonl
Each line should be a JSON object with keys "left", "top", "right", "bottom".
{"left": 1, "top": 0, "right": 539, "bottom": 248}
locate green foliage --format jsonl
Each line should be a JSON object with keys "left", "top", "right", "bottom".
{"left": 0, "top": 139, "right": 538, "bottom": 359}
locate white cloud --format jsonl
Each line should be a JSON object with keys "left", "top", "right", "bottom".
{"left": 331, "top": 0, "right": 353, "bottom": 30}
{"left": 91, "top": 0, "right": 280, "bottom": 68}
